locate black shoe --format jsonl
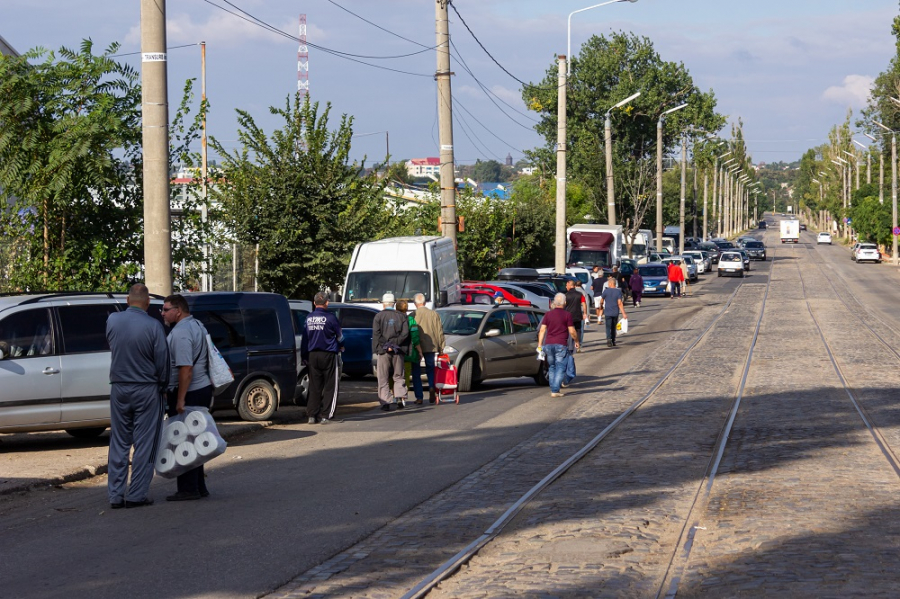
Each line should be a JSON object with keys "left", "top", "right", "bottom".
{"left": 607, "top": 340, "right": 612, "bottom": 347}
{"left": 380, "top": 403, "right": 392, "bottom": 412}
{"left": 612, "top": 340, "right": 617, "bottom": 347}
{"left": 199, "top": 490, "right": 210, "bottom": 498}
{"left": 397, "top": 398, "right": 406, "bottom": 409}
{"left": 125, "top": 498, "right": 154, "bottom": 508}
{"left": 110, "top": 501, "right": 125, "bottom": 510}
{"left": 166, "top": 491, "right": 201, "bottom": 502}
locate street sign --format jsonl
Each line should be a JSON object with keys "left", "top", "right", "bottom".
{"left": 893, "top": 227, "right": 900, "bottom": 236}
{"left": 844, "top": 217, "right": 852, "bottom": 224}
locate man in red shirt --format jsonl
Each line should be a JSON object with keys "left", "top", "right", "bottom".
{"left": 537, "top": 293, "right": 580, "bottom": 397}
{"left": 667, "top": 261, "right": 684, "bottom": 298}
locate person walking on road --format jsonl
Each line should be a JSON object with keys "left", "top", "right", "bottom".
{"left": 301, "top": 292, "right": 344, "bottom": 425}
{"left": 397, "top": 300, "right": 424, "bottom": 405}
{"left": 372, "top": 293, "right": 410, "bottom": 411}
{"left": 564, "top": 279, "right": 587, "bottom": 348}
{"left": 600, "top": 277, "right": 628, "bottom": 347}
{"left": 537, "top": 293, "right": 580, "bottom": 397}
{"left": 591, "top": 272, "right": 605, "bottom": 324}
{"left": 629, "top": 268, "right": 644, "bottom": 307}
{"left": 668, "top": 261, "right": 684, "bottom": 298}
{"left": 413, "top": 293, "right": 444, "bottom": 404}
{"left": 680, "top": 259, "right": 690, "bottom": 297}
{"left": 162, "top": 294, "right": 213, "bottom": 502}
{"left": 105, "top": 283, "right": 169, "bottom": 509}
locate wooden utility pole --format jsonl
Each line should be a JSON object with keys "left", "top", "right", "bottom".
{"left": 141, "top": 0, "right": 172, "bottom": 295}
{"left": 555, "top": 55, "right": 567, "bottom": 272}
{"left": 435, "top": 1, "right": 457, "bottom": 246}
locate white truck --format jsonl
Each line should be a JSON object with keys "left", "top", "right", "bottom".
{"left": 623, "top": 229, "right": 654, "bottom": 263}
{"left": 566, "top": 224, "right": 623, "bottom": 269}
{"left": 780, "top": 219, "right": 800, "bottom": 243}
{"left": 343, "top": 236, "right": 460, "bottom": 310}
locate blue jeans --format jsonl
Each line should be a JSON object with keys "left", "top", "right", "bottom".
{"left": 544, "top": 344, "right": 569, "bottom": 393}
{"left": 605, "top": 314, "right": 619, "bottom": 343}
{"left": 422, "top": 352, "right": 436, "bottom": 389}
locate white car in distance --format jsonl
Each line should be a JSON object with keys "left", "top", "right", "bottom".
{"left": 817, "top": 232, "right": 832, "bottom": 245}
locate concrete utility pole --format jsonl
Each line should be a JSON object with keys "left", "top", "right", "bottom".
{"left": 692, "top": 157, "right": 698, "bottom": 239}
{"left": 604, "top": 92, "right": 639, "bottom": 226}
{"left": 703, "top": 172, "right": 709, "bottom": 240}
{"left": 893, "top": 132, "right": 898, "bottom": 265}
{"left": 555, "top": 55, "right": 567, "bottom": 273}
{"left": 435, "top": 0, "right": 457, "bottom": 246}
{"left": 201, "top": 41, "right": 210, "bottom": 292}
{"left": 141, "top": 0, "right": 173, "bottom": 296}
{"left": 656, "top": 103, "right": 687, "bottom": 251}
{"left": 679, "top": 134, "right": 686, "bottom": 254}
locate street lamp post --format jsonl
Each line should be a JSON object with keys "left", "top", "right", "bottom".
{"left": 656, "top": 103, "right": 688, "bottom": 251}
{"left": 864, "top": 133, "right": 883, "bottom": 204}
{"left": 605, "top": 91, "right": 641, "bottom": 225}
{"left": 875, "top": 121, "right": 898, "bottom": 266}
{"left": 853, "top": 139, "right": 870, "bottom": 186}
{"left": 719, "top": 157, "right": 735, "bottom": 236}
{"left": 679, "top": 133, "right": 687, "bottom": 253}
{"left": 568, "top": 0, "right": 639, "bottom": 75}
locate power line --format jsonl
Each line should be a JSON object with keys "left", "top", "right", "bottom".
{"left": 324, "top": 0, "right": 431, "bottom": 49}
{"left": 197, "top": 0, "right": 433, "bottom": 77}
{"left": 454, "top": 107, "right": 498, "bottom": 161}
{"left": 110, "top": 43, "right": 200, "bottom": 58}
{"left": 453, "top": 95, "right": 524, "bottom": 154}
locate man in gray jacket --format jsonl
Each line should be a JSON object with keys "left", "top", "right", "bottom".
{"left": 106, "top": 283, "right": 169, "bottom": 509}
{"left": 372, "top": 293, "right": 410, "bottom": 411}
{"left": 413, "top": 293, "right": 445, "bottom": 404}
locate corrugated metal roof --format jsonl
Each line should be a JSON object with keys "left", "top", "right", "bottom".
{"left": 0, "top": 34, "right": 19, "bottom": 57}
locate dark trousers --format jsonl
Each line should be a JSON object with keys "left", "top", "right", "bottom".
{"left": 167, "top": 386, "right": 213, "bottom": 495}
{"left": 108, "top": 383, "right": 164, "bottom": 503}
{"left": 605, "top": 314, "right": 619, "bottom": 343}
{"left": 671, "top": 282, "right": 682, "bottom": 297}
{"left": 632, "top": 290, "right": 642, "bottom": 306}
{"left": 307, "top": 350, "right": 340, "bottom": 420}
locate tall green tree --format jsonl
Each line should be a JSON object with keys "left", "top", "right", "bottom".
{"left": 211, "top": 95, "right": 390, "bottom": 299}
{"left": 0, "top": 40, "right": 143, "bottom": 291}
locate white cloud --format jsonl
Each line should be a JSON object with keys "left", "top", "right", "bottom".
{"left": 822, "top": 75, "right": 874, "bottom": 108}
{"left": 125, "top": 12, "right": 314, "bottom": 47}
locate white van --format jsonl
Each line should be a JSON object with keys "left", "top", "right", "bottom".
{"left": 343, "top": 236, "right": 461, "bottom": 310}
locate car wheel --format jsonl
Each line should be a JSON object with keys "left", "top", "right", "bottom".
{"left": 237, "top": 379, "right": 277, "bottom": 421}
{"left": 65, "top": 427, "right": 107, "bottom": 439}
{"left": 534, "top": 359, "right": 549, "bottom": 387}
{"left": 458, "top": 356, "right": 477, "bottom": 393}
{"left": 295, "top": 369, "right": 309, "bottom": 406}
{"left": 739, "top": 271, "right": 745, "bottom": 278}
{"left": 345, "top": 372, "right": 369, "bottom": 380}
{"left": 717, "top": 271, "right": 722, "bottom": 277}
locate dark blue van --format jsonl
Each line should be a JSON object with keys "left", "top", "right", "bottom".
{"left": 184, "top": 292, "right": 297, "bottom": 422}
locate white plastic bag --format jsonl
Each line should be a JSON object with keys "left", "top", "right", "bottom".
{"left": 205, "top": 333, "right": 234, "bottom": 395}
{"left": 617, "top": 318, "right": 629, "bottom": 334}
{"left": 154, "top": 407, "right": 227, "bottom": 478}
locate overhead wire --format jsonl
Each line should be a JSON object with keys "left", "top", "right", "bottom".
{"left": 453, "top": 95, "right": 525, "bottom": 154}
{"left": 324, "top": 0, "right": 431, "bottom": 49}
{"left": 454, "top": 107, "right": 498, "bottom": 161}
{"left": 110, "top": 43, "right": 200, "bottom": 58}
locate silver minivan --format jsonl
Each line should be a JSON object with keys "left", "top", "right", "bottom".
{"left": 0, "top": 293, "right": 162, "bottom": 437}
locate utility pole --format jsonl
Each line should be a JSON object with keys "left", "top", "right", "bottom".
{"left": 656, "top": 117, "right": 663, "bottom": 252}
{"left": 893, "top": 132, "right": 898, "bottom": 265}
{"left": 605, "top": 112, "right": 615, "bottom": 226}
{"left": 692, "top": 155, "right": 698, "bottom": 239}
{"left": 141, "top": 0, "right": 172, "bottom": 296}
{"left": 703, "top": 172, "right": 708, "bottom": 241}
{"left": 555, "top": 55, "right": 567, "bottom": 272}
{"left": 201, "top": 41, "right": 209, "bottom": 292}
{"left": 679, "top": 133, "right": 686, "bottom": 254}
{"left": 435, "top": 1, "right": 457, "bottom": 246}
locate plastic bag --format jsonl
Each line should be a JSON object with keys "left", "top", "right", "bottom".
{"left": 154, "top": 407, "right": 227, "bottom": 479}
{"left": 617, "top": 318, "right": 629, "bottom": 334}
{"left": 206, "top": 333, "right": 234, "bottom": 395}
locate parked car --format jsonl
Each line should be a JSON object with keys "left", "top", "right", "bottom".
{"left": 683, "top": 251, "right": 709, "bottom": 274}
{"left": 734, "top": 248, "right": 751, "bottom": 271}
{"left": 817, "top": 232, "right": 833, "bottom": 245}
{"left": 436, "top": 305, "right": 548, "bottom": 392}
{"left": 460, "top": 289, "right": 494, "bottom": 305}
{"left": 717, "top": 251, "right": 745, "bottom": 277}
{"left": 186, "top": 292, "right": 297, "bottom": 422}
{"left": 648, "top": 251, "right": 672, "bottom": 263}
{"left": 854, "top": 243, "right": 882, "bottom": 263}
{"left": 799, "top": 223, "right": 807, "bottom": 231}
{"left": 700, "top": 242, "right": 721, "bottom": 264}
{"left": 484, "top": 282, "right": 552, "bottom": 310}
{"left": 461, "top": 283, "right": 532, "bottom": 307}
{"left": 0, "top": 293, "right": 152, "bottom": 437}
{"left": 662, "top": 256, "right": 698, "bottom": 282}
{"left": 742, "top": 240, "right": 767, "bottom": 261}
{"left": 736, "top": 236, "right": 756, "bottom": 247}
{"left": 637, "top": 263, "right": 671, "bottom": 296}
{"left": 759, "top": 220, "right": 768, "bottom": 229}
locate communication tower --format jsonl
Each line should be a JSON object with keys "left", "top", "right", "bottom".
{"left": 298, "top": 15, "right": 309, "bottom": 96}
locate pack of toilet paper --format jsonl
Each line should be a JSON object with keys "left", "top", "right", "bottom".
{"left": 155, "top": 407, "right": 227, "bottom": 478}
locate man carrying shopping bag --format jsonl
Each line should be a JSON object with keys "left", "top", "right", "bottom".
{"left": 600, "top": 276, "right": 628, "bottom": 347}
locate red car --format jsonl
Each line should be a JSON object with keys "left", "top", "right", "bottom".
{"left": 460, "top": 283, "right": 532, "bottom": 307}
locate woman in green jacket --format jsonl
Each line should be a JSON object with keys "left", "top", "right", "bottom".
{"left": 397, "top": 300, "right": 424, "bottom": 404}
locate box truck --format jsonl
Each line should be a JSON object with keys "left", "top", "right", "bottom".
{"left": 343, "top": 236, "right": 460, "bottom": 310}
{"left": 780, "top": 220, "right": 800, "bottom": 243}
{"left": 566, "top": 224, "right": 623, "bottom": 268}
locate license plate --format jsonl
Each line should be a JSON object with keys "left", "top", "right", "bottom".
{"left": 725, "top": 269, "right": 734, "bottom": 272}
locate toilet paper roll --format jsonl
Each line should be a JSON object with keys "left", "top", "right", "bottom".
{"left": 184, "top": 410, "right": 208, "bottom": 436}
{"left": 174, "top": 441, "right": 198, "bottom": 467}
{"left": 194, "top": 431, "right": 222, "bottom": 457}
{"left": 155, "top": 449, "right": 176, "bottom": 474}
{"left": 164, "top": 421, "right": 189, "bottom": 446}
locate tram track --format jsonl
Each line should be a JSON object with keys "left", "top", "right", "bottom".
{"left": 404, "top": 252, "right": 777, "bottom": 599}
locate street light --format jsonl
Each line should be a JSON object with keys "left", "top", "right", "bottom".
{"left": 568, "top": 0, "right": 639, "bottom": 75}
{"left": 605, "top": 91, "right": 641, "bottom": 225}
{"left": 655, "top": 102, "right": 688, "bottom": 250}
{"left": 853, "top": 139, "right": 871, "bottom": 185}
{"left": 864, "top": 132, "right": 884, "bottom": 203}
{"left": 843, "top": 150, "right": 859, "bottom": 191}
{"left": 875, "top": 120, "right": 898, "bottom": 265}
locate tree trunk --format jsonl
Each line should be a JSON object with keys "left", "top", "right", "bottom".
{"left": 43, "top": 199, "right": 49, "bottom": 288}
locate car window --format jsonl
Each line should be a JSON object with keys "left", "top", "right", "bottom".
{"left": 438, "top": 310, "right": 485, "bottom": 335}
{"left": 0, "top": 308, "right": 54, "bottom": 358}
{"left": 194, "top": 307, "right": 246, "bottom": 349}
{"left": 511, "top": 310, "right": 536, "bottom": 333}
{"left": 292, "top": 309, "right": 310, "bottom": 335}
{"left": 527, "top": 311, "right": 543, "bottom": 330}
{"left": 860, "top": 244, "right": 878, "bottom": 250}
{"left": 484, "top": 310, "right": 512, "bottom": 336}
{"left": 58, "top": 304, "right": 118, "bottom": 354}
{"left": 243, "top": 309, "right": 281, "bottom": 346}
{"left": 497, "top": 286, "right": 525, "bottom": 300}
{"left": 639, "top": 266, "right": 667, "bottom": 277}
{"left": 342, "top": 308, "right": 375, "bottom": 328}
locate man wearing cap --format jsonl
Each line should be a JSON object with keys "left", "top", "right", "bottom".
{"left": 372, "top": 293, "right": 410, "bottom": 411}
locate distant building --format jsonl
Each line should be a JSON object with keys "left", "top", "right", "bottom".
{"left": 505, "top": 153, "right": 513, "bottom": 166}
{"left": 520, "top": 166, "right": 537, "bottom": 176}
{"left": 406, "top": 157, "right": 440, "bottom": 178}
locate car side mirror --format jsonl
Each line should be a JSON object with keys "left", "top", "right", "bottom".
{"left": 484, "top": 328, "right": 501, "bottom": 338}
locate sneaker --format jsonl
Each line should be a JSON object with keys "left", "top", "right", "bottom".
{"left": 308, "top": 417, "right": 317, "bottom": 425}
{"left": 110, "top": 501, "right": 125, "bottom": 510}
{"left": 561, "top": 382, "right": 569, "bottom": 388}
{"left": 380, "top": 404, "right": 392, "bottom": 412}
{"left": 397, "top": 398, "right": 406, "bottom": 409}
{"left": 414, "top": 398, "right": 424, "bottom": 405}
{"left": 125, "top": 498, "right": 154, "bottom": 508}
{"left": 319, "top": 418, "right": 330, "bottom": 425}
{"left": 550, "top": 392, "right": 564, "bottom": 398}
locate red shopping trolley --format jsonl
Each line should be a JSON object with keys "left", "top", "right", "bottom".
{"left": 435, "top": 354, "right": 459, "bottom": 404}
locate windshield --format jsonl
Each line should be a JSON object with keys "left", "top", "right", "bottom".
{"left": 860, "top": 244, "right": 878, "bottom": 249}
{"left": 721, "top": 253, "right": 741, "bottom": 263}
{"left": 745, "top": 241, "right": 764, "bottom": 248}
{"left": 345, "top": 271, "right": 430, "bottom": 303}
{"left": 438, "top": 310, "right": 486, "bottom": 336}
{"left": 715, "top": 241, "right": 736, "bottom": 249}
{"left": 570, "top": 272, "right": 590, "bottom": 285}
{"left": 568, "top": 249, "right": 610, "bottom": 268}
{"left": 639, "top": 266, "right": 667, "bottom": 277}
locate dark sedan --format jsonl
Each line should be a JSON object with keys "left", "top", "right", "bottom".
{"left": 743, "top": 240, "right": 767, "bottom": 261}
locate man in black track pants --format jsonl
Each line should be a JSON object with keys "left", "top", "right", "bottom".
{"left": 301, "top": 291, "right": 344, "bottom": 425}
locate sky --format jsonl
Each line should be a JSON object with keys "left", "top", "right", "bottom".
{"left": 2, "top": 0, "right": 898, "bottom": 166}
